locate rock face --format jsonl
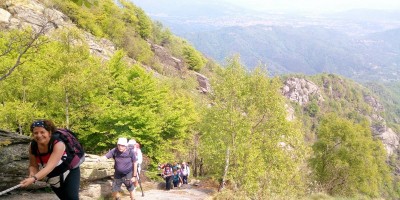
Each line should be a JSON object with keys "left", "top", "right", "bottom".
{"left": 364, "top": 95, "right": 400, "bottom": 156}
{"left": 282, "top": 77, "right": 324, "bottom": 106}
{"left": 374, "top": 126, "right": 399, "bottom": 156}
{"left": 1, "top": 0, "right": 117, "bottom": 62}
{"left": 0, "top": 130, "right": 31, "bottom": 191}
{"left": 152, "top": 44, "right": 185, "bottom": 73}
{"left": 194, "top": 72, "right": 211, "bottom": 93}
{"left": 282, "top": 77, "right": 400, "bottom": 157}
{"left": 0, "top": 130, "right": 114, "bottom": 191}
{"left": 0, "top": 8, "right": 11, "bottom": 24}
{"left": 2, "top": 0, "right": 209, "bottom": 94}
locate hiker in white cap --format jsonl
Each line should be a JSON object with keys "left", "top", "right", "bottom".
{"left": 102, "top": 137, "right": 137, "bottom": 200}
{"left": 128, "top": 139, "right": 143, "bottom": 189}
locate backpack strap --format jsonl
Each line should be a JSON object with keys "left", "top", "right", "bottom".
{"left": 30, "top": 135, "right": 58, "bottom": 164}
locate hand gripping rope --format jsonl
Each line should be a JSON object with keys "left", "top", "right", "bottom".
{"left": 0, "top": 184, "right": 21, "bottom": 196}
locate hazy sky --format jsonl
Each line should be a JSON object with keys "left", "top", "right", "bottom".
{"left": 221, "top": 0, "right": 400, "bottom": 12}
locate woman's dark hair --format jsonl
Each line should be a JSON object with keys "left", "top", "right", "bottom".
{"left": 30, "top": 119, "right": 57, "bottom": 133}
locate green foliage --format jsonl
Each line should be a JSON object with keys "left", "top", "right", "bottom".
{"left": 0, "top": 27, "right": 103, "bottom": 133}
{"left": 53, "top": 0, "right": 157, "bottom": 65}
{"left": 199, "top": 56, "right": 308, "bottom": 198}
{"left": 182, "top": 45, "right": 204, "bottom": 71}
{"left": 70, "top": 0, "right": 98, "bottom": 7}
{"left": 74, "top": 50, "right": 198, "bottom": 162}
{"left": 3, "top": 1, "right": 399, "bottom": 199}
{"left": 152, "top": 21, "right": 173, "bottom": 46}
{"left": 306, "top": 99, "right": 319, "bottom": 117}
{"left": 310, "top": 113, "right": 394, "bottom": 198}
{"left": 0, "top": 25, "right": 198, "bottom": 165}
{"left": 52, "top": 0, "right": 205, "bottom": 71}
{"left": 134, "top": 7, "right": 153, "bottom": 39}
{"left": 365, "top": 81, "right": 400, "bottom": 133}
{"left": 122, "top": 32, "right": 154, "bottom": 64}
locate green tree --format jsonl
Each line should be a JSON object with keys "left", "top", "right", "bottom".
{"left": 200, "top": 57, "right": 307, "bottom": 198}
{"left": 135, "top": 7, "right": 152, "bottom": 39}
{"left": 80, "top": 51, "right": 197, "bottom": 162}
{"left": 70, "top": 0, "right": 98, "bottom": 7}
{"left": 152, "top": 21, "right": 173, "bottom": 46}
{"left": 0, "top": 26, "right": 108, "bottom": 136}
{"left": 182, "top": 45, "right": 204, "bottom": 71}
{"left": 306, "top": 99, "right": 319, "bottom": 117}
{"left": 310, "top": 113, "right": 393, "bottom": 197}
{"left": 0, "top": 27, "right": 48, "bottom": 81}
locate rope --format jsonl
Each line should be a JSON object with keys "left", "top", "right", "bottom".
{"left": 0, "top": 184, "right": 21, "bottom": 196}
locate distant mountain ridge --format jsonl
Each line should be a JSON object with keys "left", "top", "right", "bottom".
{"left": 131, "top": 0, "right": 400, "bottom": 82}
{"left": 182, "top": 25, "right": 400, "bottom": 81}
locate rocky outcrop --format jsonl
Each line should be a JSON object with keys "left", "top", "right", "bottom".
{"left": 373, "top": 125, "right": 399, "bottom": 156}
{"left": 4, "top": 0, "right": 67, "bottom": 32}
{"left": 150, "top": 44, "right": 212, "bottom": 92}
{"left": 2, "top": 0, "right": 116, "bottom": 61}
{"left": 0, "top": 130, "right": 114, "bottom": 191}
{"left": 2, "top": 0, "right": 211, "bottom": 93}
{"left": 282, "top": 77, "right": 324, "bottom": 106}
{"left": 363, "top": 95, "right": 400, "bottom": 156}
{"left": 364, "top": 95, "right": 384, "bottom": 121}
{"left": 0, "top": 130, "right": 31, "bottom": 191}
{"left": 194, "top": 72, "right": 211, "bottom": 93}
{"left": 83, "top": 32, "right": 116, "bottom": 61}
{"left": 282, "top": 77, "right": 400, "bottom": 157}
{"left": 151, "top": 43, "right": 186, "bottom": 74}
{"left": 0, "top": 8, "right": 11, "bottom": 24}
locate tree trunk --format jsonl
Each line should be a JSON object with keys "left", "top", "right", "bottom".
{"left": 218, "top": 147, "right": 230, "bottom": 192}
{"left": 65, "top": 88, "right": 70, "bottom": 129}
{"left": 193, "top": 133, "right": 200, "bottom": 177}
{"left": 194, "top": 147, "right": 198, "bottom": 177}
{"left": 199, "top": 158, "right": 204, "bottom": 176}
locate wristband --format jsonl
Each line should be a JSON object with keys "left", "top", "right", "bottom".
{"left": 32, "top": 175, "right": 38, "bottom": 183}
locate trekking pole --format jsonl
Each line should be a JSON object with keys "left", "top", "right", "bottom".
{"left": 0, "top": 184, "right": 21, "bottom": 196}
{"left": 137, "top": 167, "right": 144, "bottom": 197}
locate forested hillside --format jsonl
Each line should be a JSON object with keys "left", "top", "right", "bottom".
{"left": 182, "top": 25, "right": 400, "bottom": 82}
{"left": 134, "top": 0, "right": 400, "bottom": 82}
{"left": 1, "top": 0, "right": 400, "bottom": 199}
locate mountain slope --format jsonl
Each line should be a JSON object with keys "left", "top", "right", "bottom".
{"left": 183, "top": 25, "right": 400, "bottom": 81}
{"left": 132, "top": 1, "right": 400, "bottom": 82}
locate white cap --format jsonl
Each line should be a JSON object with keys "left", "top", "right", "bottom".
{"left": 128, "top": 139, "right": 136, "bottom": 147}
{"left": 117, "top": 138, "right": 128, "bottom": 146}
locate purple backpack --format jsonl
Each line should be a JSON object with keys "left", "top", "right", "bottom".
{"left": 31, "top": 128, "right": 85, "bottom": 177}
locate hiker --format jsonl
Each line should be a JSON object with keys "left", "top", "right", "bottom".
{"left": 102, "top": 138, "right": 138, "bottom": 200}
{"left": 181, "top": 162, "right": 190, "bottom": 184}
{"left": 128, "top": 139, "right": 142, "bottom": 189}
{"left": 172, "top": 169, "right": 183, "bottom": 188}
{"left": 19, "top": 120, "right": 81, "bottom": 200}
{"left": 172, "top": 162, "right": 180, "bottom": 171}
{"left": 162, "top": 163, "right": 173, "bottom": 190}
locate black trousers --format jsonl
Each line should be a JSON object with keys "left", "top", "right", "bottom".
{"left": 51, "top": 167, "right": 80, "bottom": 200}
{"left": 165, "top": 176, "right": 173, "bottom": 190}
{"left": 182, "top": 175, "right": 188, "bottom": 184}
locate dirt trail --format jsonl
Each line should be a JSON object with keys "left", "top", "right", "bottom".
{"left": 121, "top": 186, "right": 214, "bottom": 200}
{"left": 0, "top": 180, "right": 216, "bottom": 200}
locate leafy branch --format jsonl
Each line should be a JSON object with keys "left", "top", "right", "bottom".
{"left": 0, "top": 20, "right": 53, "bottom": 81}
